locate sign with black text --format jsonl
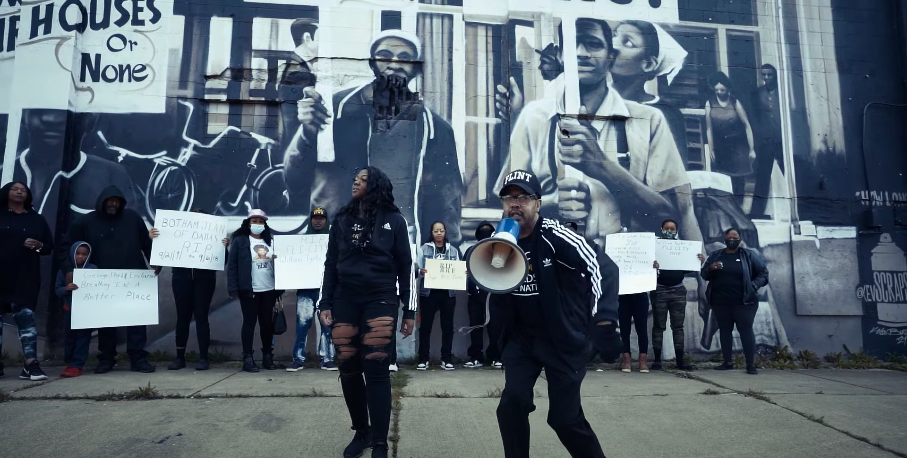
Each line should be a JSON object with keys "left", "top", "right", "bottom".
{"left": 150, "top": 210, "right": 228, "bottom": 270}
{"left": 274, "top": 234, "right": 330, "bottom": 290}
{"left": 71, "top": 269, "right": 159, "bottom": 329}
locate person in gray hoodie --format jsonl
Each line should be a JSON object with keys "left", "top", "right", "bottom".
{"left": 54, "top": 242, "right": 97, "bottom": 377}
{"left": 415, "top": 221, "right": 461, "bottom": 371}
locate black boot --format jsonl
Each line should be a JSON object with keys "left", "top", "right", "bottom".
{"left": 242, "top": 353, "right": 260, "bottom": 373}
{"left": 262, "top": 352, "right": 277, "bottom": 370}
{"left": 371, "top": 441, "right": 388, "bottom": 458}
{"left": 651, "top": 348, "right": 663, "bottom": 370}
{"left": 675, "top": 347, "right": 694, "bottom": 370}
{"left": 344, "top": 427, "right": 372, "bottom": 458}
{"left": 168, "top": 357, "right": 186, "bottom": 370}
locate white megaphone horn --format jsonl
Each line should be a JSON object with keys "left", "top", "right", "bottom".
{"left": 464, "top": 218, "right": 529, "bottom": 294}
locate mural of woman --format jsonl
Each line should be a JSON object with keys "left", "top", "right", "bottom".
{"left": 705, "top": 72, "right": 756, "bottom": 203}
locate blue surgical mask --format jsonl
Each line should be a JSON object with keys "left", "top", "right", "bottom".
{"left": 250, "top": 224, "right": 265, "bottom": 235}
{"left": 662, "top": 230, "right": 677, "bottom": 239}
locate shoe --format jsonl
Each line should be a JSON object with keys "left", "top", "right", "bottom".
{"left": 746, "top": 365, "right": 759, "bottom": 375}
{"left": 168, "top": 357, "right": 186, "bottom": 370}
{"left": 651, "top": 360, "right": 663, "bottom": 371}
{"left": 94, "top": 360, "right": 115, "bottom": 374}
{"left": 620, "top": 353, "right": 631, "bottom": 373}
{"left": 464, "top": 360, "right": 484, "bottom": 368}
{"left": 242, "top": 354, "right": 260, "bottom": 373}
{"left": 0, "top": 361, "right": 5, "bottom": 378}
{"left": 675, "top": 356, "right": 695, "bottom": 371}
{"left": 20, "top": 361, "right": 48, "bottom": 381}
{"left": 492, "top": 361, "right": 503, "bottom": 369}
{"left": 714, "top": 362, "right": 735, "bottom": 371}
{"left": 343, "top": 428, "right": 372, "bottom": 458}
{"left": 639, "top": 353, "right": 649, "bottom": 373}
{"left": 388, "top": 363, "right": 398, "bottom": 372}
{"left": 195, "top": 359, "right": 210, "bottom": 371}
{"left": 131, "top": 360, "right": 156, "bottom": 373}
{"left": 286, "top": 361, "right": 305, "bottom": 372}
{"left": 416, "top": 362, "right": 429, "bottom": 371}
{"left": 261, "top": 353, "right": 277, "bottom": 370}
{"left": 440, "top": 362, "right": 455, "bottom": 371}
{"left": 322, "top": 361, "right": 338, "bottom": 371}
{"left": 371, "top": 441, "right": 388, "bottom": 458}
{"left": 60, "top": 365, "right": 83, "bottom": 378}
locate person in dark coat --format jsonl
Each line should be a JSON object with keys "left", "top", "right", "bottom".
{"left": 463, "top": 221, "right": 502, "bottom": 369}
{"left": 58, "top": 186, "right": 155, "bottom": 374}
{"left": 0, "top": 181, "right": 52, "bottom": 380}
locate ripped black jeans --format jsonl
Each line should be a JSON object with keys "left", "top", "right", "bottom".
{"left": 331, "top": 297, "right": 397, "bottom": 445}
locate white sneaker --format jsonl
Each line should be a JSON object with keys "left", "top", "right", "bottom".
{"left": 416, "top": 362, "right": 429, "bottom": 371}
{"left": 463, "top": 360, "right": 483, "bottom": 368}
{"left": 389, "top": 363, "right": 399, "bottom": 372}
{"left": 492, "top": 361, "right": 503, "bottom": 369}
{"left": 440, "top": 362, "right": 455, "bottom": 371}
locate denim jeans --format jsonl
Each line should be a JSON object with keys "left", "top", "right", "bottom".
{"left": 293, "top": 289, "right": 335, "bottom": 364}
{"left": 64, "top": 309, "right": 92, "bottom": 369}
{"left": 0, "top": 304, "right": 39, "bottom": 361}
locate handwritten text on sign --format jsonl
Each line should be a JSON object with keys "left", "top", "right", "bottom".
{"left": 150, "top": 210, "right": 228, "bottom": 270}
{"left": 424, "top": 259, "right": 467, "bottom": 291}
{"left": 274, "top": 235, "right": 329, "bottom": 290}
{"left": 71, "top": 269, "right": 159, "bottom": 329}
{"left": 655, "top": 239, "right": 703, "bottom": 271}
{"left": 605, "top": 233, "right": 657, "bottom": 294}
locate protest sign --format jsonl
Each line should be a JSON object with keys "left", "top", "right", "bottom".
{"left": 605, "top": 233, "right": 657, "bottom": 294}
{"left": 424, "top": 259, "right": 467, "bottom": 291}
{"left": 655, "top": 239, "right": 703, "bottom": 271}
{"left": 274, "top": 235, "right": 330, "bottom": 290}
{"left": 71, "top": 269, "right": 159, "bottom": 329}
{"left": 150, "top": 210, "right": 228, "bottom": 270}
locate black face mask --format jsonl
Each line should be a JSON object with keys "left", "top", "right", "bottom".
{"left": 476, "top": 228, "right": 494, "bottom": 241}
{"left": 725, "top": 239, "right": 741, "bottom": 249}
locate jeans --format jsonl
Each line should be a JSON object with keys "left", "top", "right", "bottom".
{"left": 239, "top": 291, "right": 277, "bottom": 356}
{"left": 418, "top": 290, "right": 455, "bottom": 363}
{"left": 467, "top": 290, "right": 502, "bottom": 362}
{"left": 293, "top": 289, "right": 335, "bottom": 364}
{"left": 713, "top": 303, "right": 758, "bottom": 367}
{"left": 649, "top": 284, "right": 687, "bottom": 358}
{"left": 172, "top": 276, "right": 215, "bottom": 359}
{"left": 0, "top": 303, "right": 38, "bottom": 361}
{"left": 98, "top": 326, "right": 148, "bottom": 364}
{"left": 618, "top": 292, "right": 650, "bottom": 354}
{"left": 64, "top": 309, "right": 92, "bottom": 369}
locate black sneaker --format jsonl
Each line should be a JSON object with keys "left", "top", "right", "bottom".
{"left": 343, "top": 428, "right": 372, "bottom": 458}
{"left": 196, "top": 359, "right": 210, "bottom": 371}
{"left": 651, "top": 360, "right": 663, "bottom": 370}
{"left": 94, "top": 360, "right": 115, "bottom": 374}
{"left": 168, "top": 357, "right": 186, "bottom": 370}
{"left": 20, "top": 361, "right": 48, "bottom": 381}
{"left": 0, "top": 361, "right": 5, "bottom": 378}
{"left": 746, "top": 365, "right": 759, "bottom": 375}
{"left": 714, "top": 362, "right": 735, "bottom": 371}
{"left": 371, "top": 441, "right": 388, "bottom": 458}
{"left": 131, "top": 360, "right": 156, "bottom": 373}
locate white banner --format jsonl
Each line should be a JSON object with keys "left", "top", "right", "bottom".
{"left": 605, "top": 232, "right": 657, "bottom": 295}
{"left": 71, "top": 269, "right": 159, "bottom": 329}
{"left": 655, "top": 239, "right": 703, "bottom": 271}
{"left": 424, "top": 259, "right": 467, "bottom": 291}
{"left": 150, "top": 210, "right": 228, "bottom": 270}
{"left": 274, "top": 234, "right": 329, "bottom": 290}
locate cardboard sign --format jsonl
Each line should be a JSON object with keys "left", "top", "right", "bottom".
{"left": 274, "top": 235, "right": 330, "bottom": 290}
{"left": 655, "top": 239, "right": 703, "bottom": 271}
{"left": 150, "top": 210, "right": 228, "bottom": 270}
{"left": 71, "top": 269, "right": 159, "bottom": 329}
{"left": 424, "top": 259, "right": 467, "bottom": 291}
{"left": 605, "top": 233, "right": 657, "bottom": 295}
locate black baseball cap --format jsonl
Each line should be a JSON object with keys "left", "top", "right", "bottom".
{"left": 311, "top": 207, "right": 328, "bottom": 218}
{"left": 499, "top": 169, "right": 542, "bottom": 198}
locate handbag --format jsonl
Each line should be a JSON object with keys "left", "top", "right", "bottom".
{"left": 272, "top": 296, "right": 288, "bottom": 335}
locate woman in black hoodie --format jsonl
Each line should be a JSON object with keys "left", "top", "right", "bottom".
{"left": 318, "top": 166, "right": 414, "bottom": 458}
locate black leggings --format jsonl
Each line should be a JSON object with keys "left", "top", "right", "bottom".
{"left": 172, "top": 276, "right": 215, "bottom": 358}
{"left": 239, "top": 291, "right": 277, "bottom": 355}
{"left": 712, "top": 304, "right": 758, "bottom": 366}
{"left": 618, "top": 292, "right": 650, "bottom": 355}
{"left": 418, "top": 290, "right": 455, "bottom": 363}
{"left": 331, "top": 296, "right": 396, "bottom": 445}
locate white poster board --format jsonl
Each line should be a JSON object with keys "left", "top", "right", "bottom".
{"left": 605, "top": 233, "right": 657, "bottom": 295}
{"left": 655, "top": 239, "right": 703, "bottom": 271}
{"left": 71, "top": 270, "right": 159, "bottom": 329}
{"left": 274, "top": 235, "right": 330, "bottom": 290}
{"left": 150, "top": 210, "right": 228, "bottom": 270}
{"left": 424, "top": 259, "right": 467, "bottom": 291}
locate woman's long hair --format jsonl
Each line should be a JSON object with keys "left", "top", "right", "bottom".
{"left": 232, "top": 217, "right": 273, "bottom": 245}
{"left": 0, "top": 181, "right": 34, "bottom": 210}
{"left": 423, "top": 220, "right": 448, "bottom": 246}
{"left": 337, "top": 166, "right": 399, "bottom": 250}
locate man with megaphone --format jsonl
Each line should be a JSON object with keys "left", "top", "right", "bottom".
{"left": 466, "top": 169, "right": 621, "bottom": 458}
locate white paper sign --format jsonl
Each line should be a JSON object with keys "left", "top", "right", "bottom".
{"left": 274, "top": 235, "right": 329, "bottom": 290}
{"left": 655, "top": 239, "right": 703, "bottom": 271}
{"left": 150, "top": 210, "right": 228, "bottom": 270}
{"left": 424, "top": 259, "right": 467, "bottom": 291}
{"left": 605, "top": 233, "right": 657, "bottom": 295}
{"left": 71, "top": 269, "right": 159, "bottom": 329}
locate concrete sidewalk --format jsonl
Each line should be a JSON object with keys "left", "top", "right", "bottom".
{"left": 1, "top": 365, "right": 905, "bottom": 458}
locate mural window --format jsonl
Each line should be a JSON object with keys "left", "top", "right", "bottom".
{"left": 206, "top": 102, "right": 230, "bottom": 136}
{"left": 679, "top": 0, "right": 757, "bottom": 27}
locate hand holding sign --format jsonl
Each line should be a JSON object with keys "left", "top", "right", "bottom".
{"left": 424, "top": 259, "right": 467, "bottom": 291}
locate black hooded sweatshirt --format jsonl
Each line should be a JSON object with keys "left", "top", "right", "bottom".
{"left": 59, "top": 186, "right": 151, "bottom": 273}
{"left": 0, "top": 182, "right": 54, "bottom": 307}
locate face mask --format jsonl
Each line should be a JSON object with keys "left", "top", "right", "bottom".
{"left": 476, "top": 229, "right": 494, "bottom": 241}
{"left": 725, "top": 239, "right": 741, "bottom": 249}
{"left": 250, "top": 224, "right": 265, "bottom": 235}
{"left": 662, "top": 230, "right": 677, "bottom": 239}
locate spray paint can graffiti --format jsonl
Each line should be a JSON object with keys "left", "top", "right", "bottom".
{"left": 858, "top": 233, "right": 907, "bottom": 355}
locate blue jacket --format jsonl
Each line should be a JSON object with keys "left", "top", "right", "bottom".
{"left": 700, "top": 247, "right": 769, "bottom": 307}
{"left": 55, "top": 241, "right": 97, "bottom": 309}
{"left": 417, "top": 242, "right": 461, "bottom": 297}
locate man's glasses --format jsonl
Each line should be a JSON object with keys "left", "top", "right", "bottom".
{"left": 500, "top": 195, "right": 536, "bottom": 206}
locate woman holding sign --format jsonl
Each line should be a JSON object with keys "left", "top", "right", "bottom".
{"left": 416, "top": 221, "right": 461, "bottom": 371}
{"left": 318, "top": 166, "right": 415, "bottom": 458}
{"left": 227, "top": 209, "right": 281, "bottom": 373}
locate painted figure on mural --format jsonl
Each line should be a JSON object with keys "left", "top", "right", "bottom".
{"left": 749, "top": 63, "right": 784, "bottom": 219}
{"left": 705, "top": 71, "right": 756, "bottom": 203}
{"left": 278, "top": 19, "right": 319, "bottom": 156}
{"left": 283, "top": 29, "right": 463, "bottom": 246}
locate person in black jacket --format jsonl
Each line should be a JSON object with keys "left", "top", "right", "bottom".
{"left": 463, "top": 221, "right": 501, "bottom": 369}
{"left": 227, "top": 209, "right": 281, "bottom": 373}
{"left": 149, "top": 209, "right": 230, "bottom": 371}
{"left": 490, "top": 170, "right": 620, "bottom": 458}
{"left": 318, "top": 166, "right": 415, "bottom": 458}
{"left": 59, "top": 186, "right": 156, "bottom": 374}
{"left": 0, "top": 182, "right": 53, "bottom": 380}
{"left": 700, "top": 228, "right": 769, "bottom": 375}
